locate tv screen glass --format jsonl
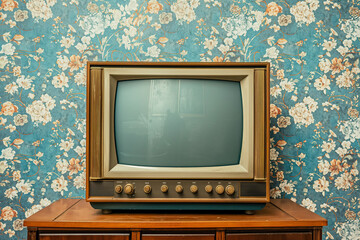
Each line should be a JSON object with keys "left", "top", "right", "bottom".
{"left": 114, "top": 79, "right": 243, "bottom": 167}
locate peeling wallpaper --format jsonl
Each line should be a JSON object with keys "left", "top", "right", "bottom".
{"left": 0, "top": 0, "right": 360, "bottom": 239}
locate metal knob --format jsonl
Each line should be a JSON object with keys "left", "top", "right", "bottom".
{"left": 205, "top": 185, "right": 213, "bottom": 193}
{"left": 143, "top": 184, "right": 152, "bottom": 194}
{"left": 161, "top": 185, "right": 169, "bottom": 193}
{"left": 190, "top": 185, "right": 198, "bottom": 193}
{"left": 225, "top": 185, "right": 235, "bottom": 195}
{"left": 215, "top": 185, "right": 224, "bottom": 195}
{"left": 124, "top": 184, "right": 134, "bottom": 195}
{"left": 175, "top": 185, "right": 183, "bottom": 193}
{"left": 115, "top": 185, "right": 123, "bottom": 194}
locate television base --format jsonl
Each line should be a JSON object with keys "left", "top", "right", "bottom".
{"left": 91, "top": 202, "right": 266, "bottom": 212}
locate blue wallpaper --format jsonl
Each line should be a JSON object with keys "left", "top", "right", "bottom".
{"left": 0, "top": 0, "right": 359, "bottom": 239}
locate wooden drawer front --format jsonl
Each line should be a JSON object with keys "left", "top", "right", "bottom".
{"left": 142, "top": 234, "right": 215, "bottom": 240}
{"left": 227, "top": 232, "right": 312, "bottom": 240}
{"left": 39, "top": 233, "right": 129, "bottom": 240}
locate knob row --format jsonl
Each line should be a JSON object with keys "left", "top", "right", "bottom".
{"left": 115, "top": 184, "right": 235, "bottom": 196}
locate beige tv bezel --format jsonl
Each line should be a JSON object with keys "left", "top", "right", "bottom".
{"left": 101, "top": 67, "right": 255, "bottom": 179}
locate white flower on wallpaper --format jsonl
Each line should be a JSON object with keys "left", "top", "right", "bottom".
{"left": 74, "top": 171, "right": 86, "bottom": 189}
{"left": 79, "top": 13, "right": 106, "bottom": 37}
{"left": 337, "top": 220, "right": 360, "bottom": 240}
{"left": 0, "top": 43, "right": 15, "bottom": 55}
{"left": 14, "top": 9, "right": 28, "bottom": 21}
{"left": 0, "top": 56, "right": 8, "bottom": 69}
{"left": 334, "top": 172, "right": 353, "bottom": 190}
{"left": 52, "top": 72, "right": 69, "bottom": 91}
{"left": 16, "top": 76, "right": 33, "bottom": 90}
{"left": 51, "top": 176, "right": 68, "bottom": 194}
{"left": 318, "top": 58, "right": 331, "bottom": 73}
{"left": 146, "top": 45, "right": 161, "bottom": 57}
{"left": 314, "top": 75, "right": 330, "bottom": 93}
{"left": 336, "top": 70, "right": 353, "bottom": 88}
{"left": 26, "top": 100, "right": 52, "bottom": 124}
{"left": 0, "top": 161, "right": 8, "bottom": 174}
{"left": 289, "top": 97, "right": 318, "bottom": 127}
{"left": 0, "top": 148, "right": 16, "bottom": 160}
{"left": 341, "top": 17, "right": 360, "bottom": 41}
{"left": 26, "top": 0, "right": 54, "bottom": 21}
{"left": 264, "top": 46, "right": 279, "bottom": 59}
{"left": 340, "top": 119, "right": 360, "bottom": 142}
{"left": 301, "top": 198, "right": 317, "bottom": 212}
{"left": 290, "top": 0, "right": 319, "bottom": 25}
{"left": 171, "top": 0, "right": 198, "bottom": 23}
{"left": 4, "top": 188, "right": 18, "bottom": 201}
{"left": 159, "top": 12, "right": 173, "bottom": 24}
{"left": 59, "top": 139, "right": 74, "bottom": 153}
{"left": 16, "top": 180, "right": 33, "bottom": 195}
{"left": 125, "top": 0, "right": 138, "bottom": 12}
{"left": 25, "top": 205, "right": 42, "bottom": 219}
{"left": 56, "top": 56, "right": 70, "bottom": 71}
{"left": 277, "top": 116, "right": 291, "bottom": 128}
{"left": 60, "top": 36, "right": 75, "bottom": 49}
{"left": 312, "top": 176, "right": 329, "bottom": 196}
{"left": 278, "top": 14, "right": 292, "bottom": 26}
{"left": 279, "top": 180, "right": 295, "bottom": 195}
{"left": 221, "top": 11, "right": 264, "bottom": 38}
{"left": 74, "top": 69, "right": 86, "bottom": 86}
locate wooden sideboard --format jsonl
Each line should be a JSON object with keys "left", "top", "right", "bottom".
{"left": 24, "top": 199, "right": 327, "bottom": 240}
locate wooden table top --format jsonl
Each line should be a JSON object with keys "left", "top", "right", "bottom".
{"left": 24, "top": 199, "right": 327, "bottom": 229}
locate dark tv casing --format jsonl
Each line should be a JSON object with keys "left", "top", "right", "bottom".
{"left": 86, "top": 62, "right": 270, "bottom": 211}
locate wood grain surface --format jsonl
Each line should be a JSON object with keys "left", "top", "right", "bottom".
{"left": 24, "top": 199, "right": 327, "bottom": 229}
{"left": 226, "top": 232, "right": 312, "bottom": 240}
{"left": 141, "top": 234, "right": 214, "bottom": 240}
{"left": 39, "top": 233, "right": 129, "bottom": 240}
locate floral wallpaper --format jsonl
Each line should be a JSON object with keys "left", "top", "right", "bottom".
{"left": 0, "top": 0, "right": 359, "bottom": 239}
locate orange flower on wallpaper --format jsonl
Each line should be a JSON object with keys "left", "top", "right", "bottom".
{"left": 146, "top": 0, "right": 163, "bottom": 14}
{"left": 68, "top": 158, "right": 82, "bottom": 175}
{"left": 0, "top": 101, "right": 18, "bottom": 116}
{"left": 331, "top": 57, "right": 345, "bottom": 74}
{"left": 270, "top": 104, "right": 282, "bottom": 118}
{"left": 69, "top": 55, "right": 83, "bottom": 72}
{"left": 330, "top": 159, "right": 343, "bottom": 176}
{"left": 12, "top": 66, "right": 21, "bottom": 77}
{"left": 265, "top": 2, "right": 282, "bottom": 16}
{"left": 0, "top": 206, "right": 17, "bottom": 221}
{"left": 212, "top": 56, "right": 224, "bottom": 62}
{"left": 0, "top": 0, "right": 18, "bottom": 11}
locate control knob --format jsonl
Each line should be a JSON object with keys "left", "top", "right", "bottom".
{"left": 190, "top": 185, "right": 198, "bottom": 193}
{"left": 161, "top": 185, "right": 169, "bottom": 193}
{"left": 124, "top": 184, "right": 135, "bottom": 195}
{"left": 215, "top": 185, "right": 225, "bottom": 195}
{"left": 143, "top": 184, "right": 152, "bottom": 194}
{"left": 114, "top": 185, "right": 123, "bottom": 194}
{"left": 175, "top": 185, "right": 183, "bottom": 193}
{"left": 205, "top": 185, "right": 213, "bottom": 193}
{"left": 225, "top": 185, "right": 235, "bottom": 196}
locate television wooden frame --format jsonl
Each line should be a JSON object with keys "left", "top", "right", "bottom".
{"left": 86, "top": 62, "right": 270, "bottom": 208}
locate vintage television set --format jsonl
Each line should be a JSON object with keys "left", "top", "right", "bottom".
{"left": 86, "top": 62, "right": 270, "bottom": 212}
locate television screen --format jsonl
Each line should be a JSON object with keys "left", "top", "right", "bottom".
{"left": 114, "top": 79, "right": 243, "bottom": 167}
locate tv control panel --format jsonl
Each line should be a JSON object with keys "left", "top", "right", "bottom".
{"left": 113, "top": 180, "right": 240, "bottom": 199}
